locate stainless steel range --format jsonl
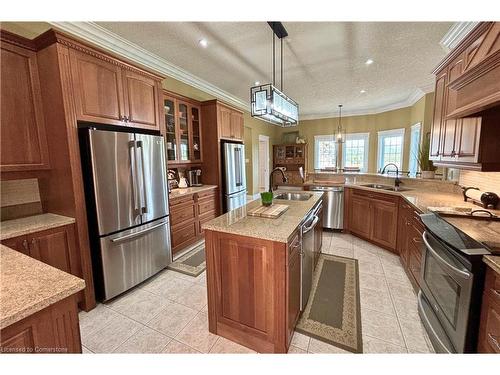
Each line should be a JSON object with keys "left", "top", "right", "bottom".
{"left": 419, "top": 213, "right": 491, "bottom": 353}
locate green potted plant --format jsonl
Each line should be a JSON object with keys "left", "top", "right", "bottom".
{"left": 418, "top": 135, "right": 438, "bottom": 179}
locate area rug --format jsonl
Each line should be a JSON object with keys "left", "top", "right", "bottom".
{"left": 296, "top": 254, "right": 362, "bottom": 353}
{"left": 167, "top": 242, "right": 205, "bottom": 277}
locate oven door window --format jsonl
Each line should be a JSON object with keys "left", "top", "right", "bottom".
{"left": 424, "top": 253, "right": 461, "bottom": 328}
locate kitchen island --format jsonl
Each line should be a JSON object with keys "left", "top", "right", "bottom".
{"left": 202, "top": 191, "right": 323, "bottom": 353}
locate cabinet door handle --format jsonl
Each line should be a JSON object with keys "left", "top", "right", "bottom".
{"left": 451, "top": 150, "right": 456, "bottom": 157}
{"left": 22, "top": 240, "right": 29, "bottom": 252}
{"left": 436, "top": 151, "right": 440, "bottom": 156}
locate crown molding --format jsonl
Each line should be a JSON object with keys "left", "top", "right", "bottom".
{"left": 47, "top": 21, "right": 439, "bottom": 123}
{"left": 440, "top": 22, "right": 479, "bottom": 51}
{"left": 299, "top": 88, "right": 427, "bottom": 120}
{"left": 48, "top": 21, "right": 249, "bottom": 112}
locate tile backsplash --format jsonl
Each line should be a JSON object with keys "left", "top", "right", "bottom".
{"left": 459, "top": 171, "right": 500, "bottom": 194}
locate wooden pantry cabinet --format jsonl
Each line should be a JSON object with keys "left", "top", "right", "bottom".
{"left": 0, "top": 31, "right": 50, "bottom": 173}
{"left": 429, "top": 22, "right": 500, "bottom": 171}
{"left": 169, "top": 188, "right": 218, "bottom": 255}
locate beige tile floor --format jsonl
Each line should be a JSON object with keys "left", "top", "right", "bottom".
{"left": 79, "top": 231, "right": 434, "bottom": 354}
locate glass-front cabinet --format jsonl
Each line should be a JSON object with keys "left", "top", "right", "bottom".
{"left": 163, "top": 93, "right": 202, "bottom": 164}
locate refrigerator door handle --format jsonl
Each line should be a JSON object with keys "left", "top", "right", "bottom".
{"left": 137, "top": 140, "right": 148, "bottom": 214}
{"left": 110, "top": 221, "right": 166, "bottom": 243}
{"left": 129, "top": 140, "right": 140, "bottom": 214}
{"left": 235, "top": 147, "right": 242, "bottom": 187}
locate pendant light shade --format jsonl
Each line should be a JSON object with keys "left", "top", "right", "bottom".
{"left": 250, "top": 22, "right": 299, "bottom": 127}
{"left": 334, "top": 104, "right": 346, "bottom": 143}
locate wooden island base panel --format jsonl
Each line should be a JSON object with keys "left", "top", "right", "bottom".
{"left": 202, "top": 192, "right": 323, "bottom": 353}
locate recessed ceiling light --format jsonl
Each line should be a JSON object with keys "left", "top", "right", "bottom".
{"left": 254, "top": 81, "right": 260, "bottom": 85}
{"left": 198, "top": 39, "right": 208, "bottom": 48}
{"left": 360, "top": 89, "right": 366, "bottom": 94}
{"left": 365, "top": 59, "right": 374, "bottom": 65}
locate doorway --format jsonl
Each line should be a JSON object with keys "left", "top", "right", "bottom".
{"left": 258, "top": 135, "right": 270, "bottom": 193}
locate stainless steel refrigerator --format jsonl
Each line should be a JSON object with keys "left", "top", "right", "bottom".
{"left": 221, "top": 142, "right": 247, "bottom": 212}
{"left": 80, "top": 128, "right": 171, "bottom": 301}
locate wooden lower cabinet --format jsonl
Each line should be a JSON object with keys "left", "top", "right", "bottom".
{"left": 169, "top": 188, "right": 218, "bottom": 255}
{"left": 0, "top": 295, "right": 81, "bottom": 354}
{"left": 478, "top": 266, "right": 500, "bottom": 353}
{"left": 205, "top": 229, "right": 297, "bottom": 353}
{"left": 346, "top": 188, "right": 399, "bottom": 252}
{"left": 287, "top": 230, "right": 301, "bottom": 344}
{"left": 1, "top": 224, "right": 82, "bottom": 289}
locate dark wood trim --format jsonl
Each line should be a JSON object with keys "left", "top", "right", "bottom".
{"left": 0, "top": 29, "right": 37, "bottom": 51}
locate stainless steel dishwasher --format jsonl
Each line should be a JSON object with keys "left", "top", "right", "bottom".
{"left": 310, "top": 186, "right": 344, "bottom": 229}
{"left": 300, "top": 207, "right": 320, "bottom": 310}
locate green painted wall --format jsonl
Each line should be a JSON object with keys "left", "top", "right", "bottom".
{"left": 275, "top": 93, "right": 435, "bottom": 173}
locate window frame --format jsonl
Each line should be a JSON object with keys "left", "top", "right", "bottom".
{"left": 408, "top": 123, "right": 422, "bottom": 176}
{"left": 377, "top": 128, "right": 406, "bottom": 171}
{"left": 314, "top": 135, "right": 337, "bottom": 170}
{"left": 342, "top": 132, "right": 370, "bottom": 172}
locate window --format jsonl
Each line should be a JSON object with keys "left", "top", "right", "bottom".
{"left": 314, "top": 135, "right": 337, "bottom": 169}
{"left": 377, "top": 128, "right": 405, "bottom": 171}
{"left": 408, "top": 123, "right": 422, "bottom": 177}
{"left": 342, "top": 133, "right": 369, "bottom": 172}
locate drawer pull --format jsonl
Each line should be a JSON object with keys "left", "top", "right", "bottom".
{"left": 487, "top": 334, "right": 500, "bottom": 352}
{"left": 492, "top": 289, "right": 500, "bottom": 298}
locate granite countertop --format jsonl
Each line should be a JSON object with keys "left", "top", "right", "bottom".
{"left": 202, "top": 190, "right": 323, "bottom": 243}
{"left": 0, "top": 245, "right": 85, "bottom": 329}
{"left": 0, "top": 213, "right": 76, "bottom": 241}
{"left": 343, "top": 183, "right": 500, "bottom": 252}
{"left": 483, "top": 255, "right": 500, "bottom": 275}
{"left": 169, "top": 185, "right": 217, "bottom": 199}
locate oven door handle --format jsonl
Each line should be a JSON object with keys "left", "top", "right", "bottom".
{"left": 422, "top": 231, "right": 472, "bottom": 280}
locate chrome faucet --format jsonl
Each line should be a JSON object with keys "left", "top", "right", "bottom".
{"left": 380, "top": 163, "right": 402, "bottom": 188}
{"left": 269, "top": 167, "right": 288, "bottom": 192}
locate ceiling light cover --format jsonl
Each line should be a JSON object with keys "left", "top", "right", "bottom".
{"left": 251, "top": 83, "right": 299, "bottom": 127}
{"left": 199, "top": 39, "right": 208, "bottom": 48}
{"left": 365, "top": 58, "right": 374, "bottom": 65}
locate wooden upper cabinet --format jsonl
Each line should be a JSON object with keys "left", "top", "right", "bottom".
{"left": 0, "top": 40, "right": 50, "bottom": 172}
{"left": 218, "top": 105, "right": 232, "bottom": 139}
{"left": 218, "top": 104, "right": 244, "bottom": 141}
{"left": 230, "top": 111, "right": 244, "bottom": 140}
{"left": 69, "top": 49, "right": 125, "bottom": 125}
{"left": 122, "top": 70, "right": 160, "bottom": 129}
{"left": 69, "top": 48, "right": 162, "bottom": 130}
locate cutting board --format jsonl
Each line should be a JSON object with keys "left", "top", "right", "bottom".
{"left": 248, "top": 204, "right": 289, "bottom": 219}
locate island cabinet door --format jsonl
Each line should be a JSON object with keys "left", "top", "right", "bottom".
{"left": 287, "top": 231, "right": 301, "bottom": 344}
{"left": 206, "top": 231, "right": 288, "bottom": 353}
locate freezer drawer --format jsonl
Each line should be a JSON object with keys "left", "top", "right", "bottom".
{"left": 99, "top": 217, "right": 171, "bottom": 300}
{"left": 226, "top": 191, "right": 247, "bottom": 211}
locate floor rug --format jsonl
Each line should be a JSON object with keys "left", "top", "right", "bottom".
{"left": 168, "top": 242, "right": 205, "bottom": 277}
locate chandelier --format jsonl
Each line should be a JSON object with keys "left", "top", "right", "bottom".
{"left": 250, "top": 22, "right": 299, "bottom": 127}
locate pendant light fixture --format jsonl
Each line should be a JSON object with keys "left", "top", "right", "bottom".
{"left": 334, "top": 104, "right": 346, "bottom": 143}
{"left": 250, "top": 22, "right": 299, "bottom": 127}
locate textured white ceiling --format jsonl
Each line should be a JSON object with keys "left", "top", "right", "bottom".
{"left": 96, "top": 22, "right": 452, "bottom": 118}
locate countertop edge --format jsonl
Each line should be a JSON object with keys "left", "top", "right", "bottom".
{"left": 483, "top": 255, "right": 500, "bottom": 275}
{"left": 0, "top": 213, "right": 76, "bottom": 241}
{"left": 0, "top": 279, "right": 85, "bottom": 330}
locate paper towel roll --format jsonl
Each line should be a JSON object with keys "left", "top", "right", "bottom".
{"left": 465, "top": 188, "right": 483, "bottom": 203}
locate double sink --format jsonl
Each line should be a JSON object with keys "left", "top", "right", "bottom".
{"left": 360, "top": 183, "right": 412, "bottom": 192}
{"left": 273, "top": 183, "right": 411, "bottom": 201}
{"left": 274, "top": 192, "right": 312, "bottom": 201}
